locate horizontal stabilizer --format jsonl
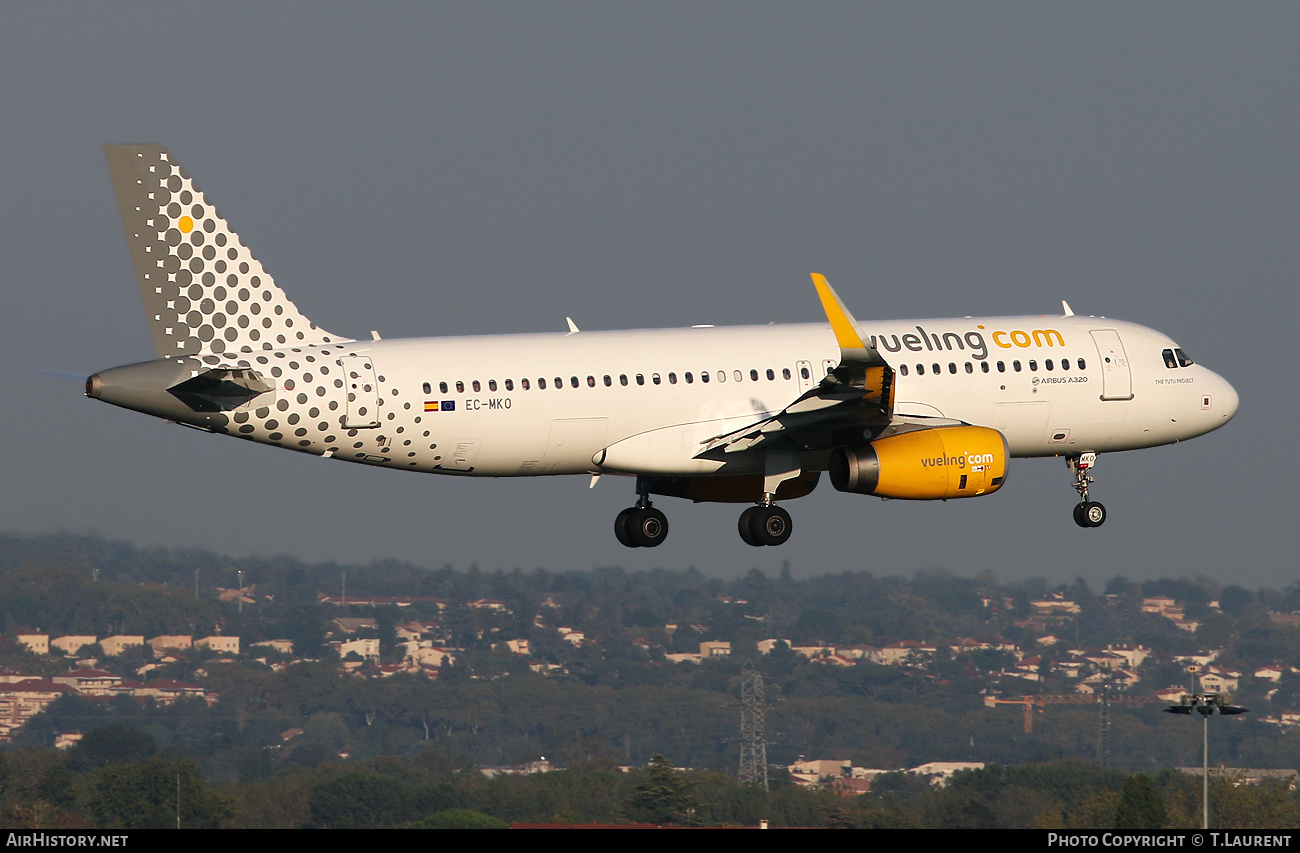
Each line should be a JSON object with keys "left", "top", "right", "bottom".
{"left": 167, "top": 368, "right": 273, "bottom": 412}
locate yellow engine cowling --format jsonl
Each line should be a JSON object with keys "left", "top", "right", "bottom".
{"left": 829, "top": 426, "right": 1009, "bottom": 499}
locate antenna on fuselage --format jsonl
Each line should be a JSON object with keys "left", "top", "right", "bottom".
{"left": 1062, "top": 300, "right": 1075, "bottom": 317}
{"left": 565, "top": 317, "right": 580, "bottom": 335}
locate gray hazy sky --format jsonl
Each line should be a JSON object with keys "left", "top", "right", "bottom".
{"left": 3, "top": 4, "right": 1295, "bottom": 586}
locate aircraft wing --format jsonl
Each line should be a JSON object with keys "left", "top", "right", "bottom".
{"left": 696, "top": 275, "right": 900, "bottom": 457}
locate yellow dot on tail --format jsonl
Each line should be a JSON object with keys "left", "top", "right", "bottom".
{"left": 178, "top": 215, "right": 193, "bottom": 233}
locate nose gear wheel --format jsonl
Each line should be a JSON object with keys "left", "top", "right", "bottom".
{"left": 1074, "top": 500, "right": 1107, "bottom": 528}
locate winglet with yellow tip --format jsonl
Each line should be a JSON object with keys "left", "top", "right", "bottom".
{"left": 811, "top": 273, "right": 880, "bottom": 366}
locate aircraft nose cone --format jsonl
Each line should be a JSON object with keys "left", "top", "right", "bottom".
{"left": 1219, "top": 376, "right": 1239, "bottom": 422}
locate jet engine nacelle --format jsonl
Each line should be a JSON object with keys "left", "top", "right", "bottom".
{"left": 829, "top": 426, "right": 1009, "bottom": 500}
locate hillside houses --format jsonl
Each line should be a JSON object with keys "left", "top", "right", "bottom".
{"left": 5, "top": 574, "right": 1300, "bottom": 753}
{"left": 1142, "top": 597, "right": 1204, "bottom": 632}
{"left": 787, "top": 758, "right": 987, "bottom": 791}
{"left": 0, "top": 671, "right": 210, "bottom": 742}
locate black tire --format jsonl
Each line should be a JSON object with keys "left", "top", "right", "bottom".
{"left": 630, "top": 507, "right": 669, "bottom": 547}
{"left": 1083, "top": 501, "right": 1106, "bottom": 528}
{"left": 614, "top": 508, "right": 640, "bottom": 548}
{"left": 1073, "top": 503, "right": 1089, "bottom": 528}
{"left": 752, "top": 506, "right": 793, "bottom": 547}
{"left": 738, "top": 506, "right": 762, "bottom": 546}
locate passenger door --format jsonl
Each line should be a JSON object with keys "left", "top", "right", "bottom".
{"left": 1090, "top": 329, "right": 1134, "bottom": 401}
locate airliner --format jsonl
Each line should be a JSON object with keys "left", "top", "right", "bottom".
{"left": 87, "top": 145, "right": 1238, "bottom": 548}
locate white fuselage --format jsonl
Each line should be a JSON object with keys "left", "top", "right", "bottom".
{"left": 185, "top": 314, "right": 1235, "bottom": 479}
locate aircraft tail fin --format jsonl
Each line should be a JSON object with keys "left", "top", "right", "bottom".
{"left": 104, "top": 144, "right": 348, "bottom": 359}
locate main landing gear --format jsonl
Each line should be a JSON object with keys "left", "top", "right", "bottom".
{"left": 611, "top": 483, "right": 795, "bottom": 548}
{"left": 738, "top": 503, "right": 793, "bottom": 547}
{"left": 614, "top": 489, "right": 669, "bottom": 548}
{"left": 1068, "top": 452, "right": 1106, "bottom": 528}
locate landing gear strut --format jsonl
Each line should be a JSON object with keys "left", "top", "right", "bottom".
{"left": 614, "top": 483, "right": 669, "bottom": 548}
{"left": 738, "top": 495, "right": 793, "bottom": 547}
{"left": 1068, "top": 453, "right": 1106, "bottom": 528}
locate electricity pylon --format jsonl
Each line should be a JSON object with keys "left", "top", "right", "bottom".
{"left": 739, "top": 661, "right": 768, "bottom": 790}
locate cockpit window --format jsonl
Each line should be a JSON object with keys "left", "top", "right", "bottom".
{"left": 1163, "top": 347, "right": 1195, "bottom": 368}
{"left": 1175, "top": 348, "right": 1194, "bottom": 367}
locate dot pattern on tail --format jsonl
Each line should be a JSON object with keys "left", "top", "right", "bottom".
{"left": 104, "top": 144, "right": 347, "bottom": 360}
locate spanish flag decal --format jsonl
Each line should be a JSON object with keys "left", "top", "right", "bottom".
{"left": 425, "top": 401, "right": 439, "bottom": 412}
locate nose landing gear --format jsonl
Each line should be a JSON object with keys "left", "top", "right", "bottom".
{"left": 1068, "top": 453, "right": 1106, "bottom": 528}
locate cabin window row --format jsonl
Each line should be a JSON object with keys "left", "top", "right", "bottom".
{"left": 897, "top": 358, "right": 1087, "bottom": 377}
{"left": 420, "top": 366, "right": 805, "bottom": 396}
